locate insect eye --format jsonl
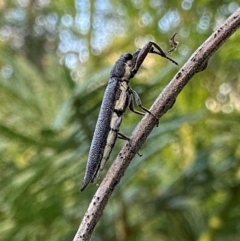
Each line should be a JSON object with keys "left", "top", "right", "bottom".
{"left": 123, "top": 53, "right": 133, "bottom": 60}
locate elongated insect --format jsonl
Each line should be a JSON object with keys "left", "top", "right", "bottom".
{"left": 81, "top": 34, "right": 178, "bottom": 191}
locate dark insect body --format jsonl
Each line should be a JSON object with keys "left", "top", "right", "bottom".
{"left": 81, "top": 34, "right": 178, "bottom": 191}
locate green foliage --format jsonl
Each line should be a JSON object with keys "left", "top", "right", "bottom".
{"left": 0, "top": 0, "right": 240, "bottom": 241}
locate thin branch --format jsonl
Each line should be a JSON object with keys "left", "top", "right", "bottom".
{"left": 74, "top": 8, "right": 240, "bottom": 241}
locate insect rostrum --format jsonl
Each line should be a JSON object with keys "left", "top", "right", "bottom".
{"left": 81, "top": 34, "right": 178, "bottom": 191}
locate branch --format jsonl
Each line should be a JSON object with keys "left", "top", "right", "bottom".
{"left": 74, "top": 8, "right": 240, "bottom": 241}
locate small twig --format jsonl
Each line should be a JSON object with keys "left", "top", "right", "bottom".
{"left": 74, "top": 8, "right": 240, "bottom": 241}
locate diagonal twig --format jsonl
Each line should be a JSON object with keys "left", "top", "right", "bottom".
{"left": 74, "top": 8, "right": 240, "bottom": 241}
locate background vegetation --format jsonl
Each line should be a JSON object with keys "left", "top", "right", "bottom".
{"left": 0, "top": 0, "right": 240, "bottom": 241}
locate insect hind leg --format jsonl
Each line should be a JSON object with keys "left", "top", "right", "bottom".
{"left": 117, "top": 133, "right": 143, "bottom": 157}
{"left": 118, "top": 132, "right": 130, "bottom": 141}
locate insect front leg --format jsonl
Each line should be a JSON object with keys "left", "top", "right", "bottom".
{"left": 131, "top": 33, "right": 178, "bottom": 77}
{"left": 166, "top": 33, "right": 179, "bottom": 55}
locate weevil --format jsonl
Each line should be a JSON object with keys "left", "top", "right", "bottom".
{"left": 81, "top": 34, "right": 178, "bottom": 191}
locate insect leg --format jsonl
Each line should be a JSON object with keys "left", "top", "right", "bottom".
{"left": 166, "top": 33, "right": 179, "bottom": 55}
{"left": 149, "top": 44, "right": 178, "bottom": 65}
{"left": 131, "top": 34, "right": 178, "bottom": 76}
{"left": 118, "top": 132, "right": 134, "bottom": 149}
{"left": 118, "top": 132, "right": 130, "bottom": 141}
{"left": 129, "top": 88, "right": 153, "bottom": 115}
{"left": 118, "top": 132, "right": 143, "bottom": 156}
{"left": 129, "top": 88, "right": 159, "bottom": 126}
